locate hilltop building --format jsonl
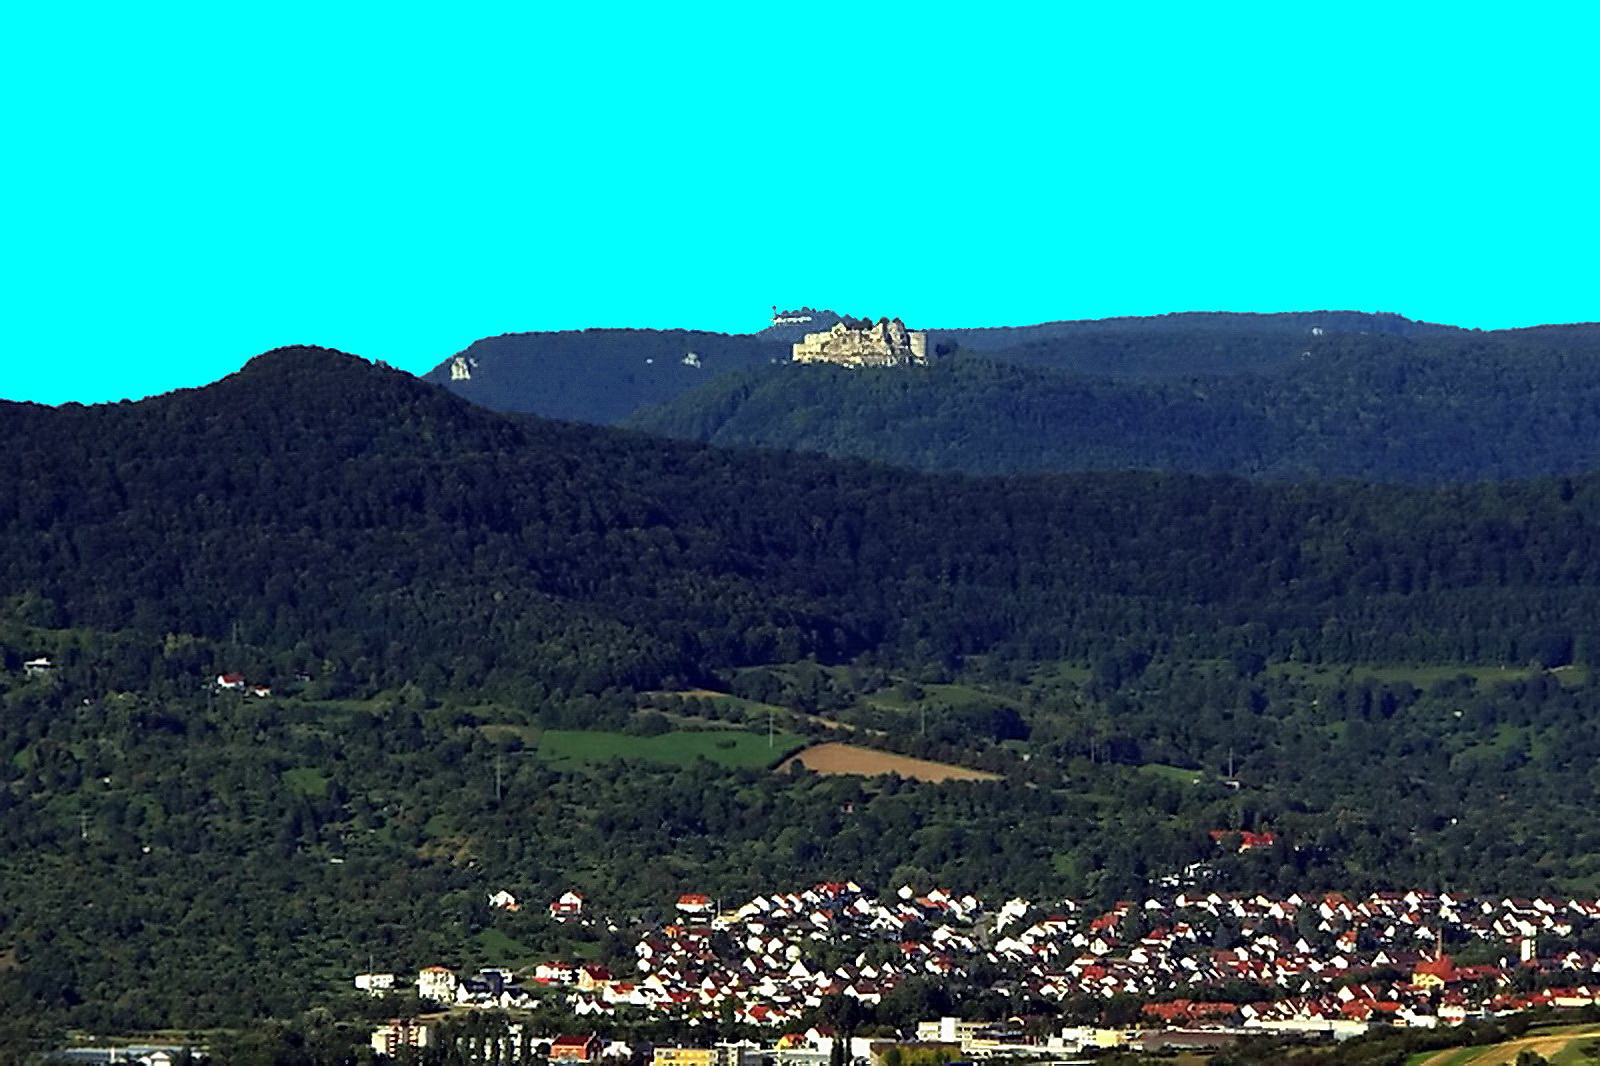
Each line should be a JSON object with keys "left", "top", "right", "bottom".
{"left": 762, "top": 306, "right": 847, "bottom": 343}
{"left": 771, "top": 306, "right": 820, "bottom": 328}
{"left": 792, "top": 317, "right": 928, "bottom": 368}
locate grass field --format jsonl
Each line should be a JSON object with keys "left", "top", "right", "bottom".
{"left": 1406, "top": 1023, "right": 1600, "bottom": 1065}
{"left": 281, "top": 767, "right": 329, "bottom": 797}
{"left": 536, "top": 728, "right": 807, "bottom": 769}
{"left": 1138, "top": 762, "right": 1206, "bottom": 784}
{"left": 1408, "top": 1048, "right": 1486, "bottom": 1066}
{"left": 475, "top": 927, "right": 536, "bottom": 968}
{"left": 478, "top": 722, "right": 541, "bottom": 743}
{"left": 777, "top": 742, "right": 1002, "bottom": 782}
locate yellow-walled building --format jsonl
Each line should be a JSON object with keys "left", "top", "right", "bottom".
{"left": 655, "top": 1049, "right": 714, "bottom": 1066}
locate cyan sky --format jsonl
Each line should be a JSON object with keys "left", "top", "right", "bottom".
{"left": 6, "top": 1, "right": 1596, "bottom": 405}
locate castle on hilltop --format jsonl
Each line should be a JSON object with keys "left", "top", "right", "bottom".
{"left": 792, "top": 317, "right": 928, "bottom": 368}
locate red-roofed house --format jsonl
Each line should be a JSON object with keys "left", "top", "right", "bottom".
{"left": 677, "top": 893, "right": 714, "bottom": 916}
{"left": 551, "top": 1035, "right": 602, "bottom": 1061}
{"left": 577, "top": 964, "right": 613, "bottom": 992}
{"left": 1209, "top": 830, "right": 1276, "bottom": 851}
{"left": 550, "top": 891, "right": 585, "bottom": 919}
{"left": 1413, "top": 954, "right": 1458, "bottom": 989}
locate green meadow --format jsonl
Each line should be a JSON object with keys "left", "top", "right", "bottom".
{"left": 536, "top": 728, "right": 808, "bottom": 769}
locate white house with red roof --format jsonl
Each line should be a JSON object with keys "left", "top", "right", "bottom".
{"left": 677, "top": 893, "right": 714, "bottom": 916}
{"left": 416, "top": 965, "right": 458, "bottom": 1003}
{"left": 550, "top": 891, "right": 585, "bottom": 919}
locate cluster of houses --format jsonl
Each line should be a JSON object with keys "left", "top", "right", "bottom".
{"left": 368, "top": 1023, "right": 783, "bottom": 1066}
{"left": 213, "top": 672, "right": 272, "bottom": 698}
{"left": 17, "top": 656, "right": 286, "bottom": 699}
{"left": 981, "top": 889, "right": 1600, "bottom": 1024}
{"left": 358, "top": 883, "right": 1600, "bottom": 1057}
{"left": 369, "top": 1022, "right": 636, "bottom": 1062}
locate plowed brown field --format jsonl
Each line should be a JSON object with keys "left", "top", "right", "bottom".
{"left": 777, "top": 742, "right": 1002, "bottom": 782}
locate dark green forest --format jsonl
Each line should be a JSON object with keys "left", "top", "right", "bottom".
{"left": 7, "top": 348, "right": 1600, "bottom": 1050}
{"left": 424, "top": 329, "right": 788, "bottom": 424}
{"left": 425, "top": 311, "right": 1600, "bottom": 483}
{"left": 17, "top": 347, "right": 1600, "bottom": 692}
{"left": 625, "top": 329, "right": 1600, "bottom": 482}
{"left": 928, "top": 309, "right": 1468, "bottom": 351}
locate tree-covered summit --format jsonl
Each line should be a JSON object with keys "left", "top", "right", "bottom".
{"left": 9, "top": 345, "right": 1600, "bottom": 698}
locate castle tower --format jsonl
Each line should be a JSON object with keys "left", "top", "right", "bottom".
{"left": 791, "top": 316, "right": 928, "bottom": 368}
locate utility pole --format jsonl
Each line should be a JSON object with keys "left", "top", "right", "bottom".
{"left": 494, "top": 750, "right": 538, "bottom": 805}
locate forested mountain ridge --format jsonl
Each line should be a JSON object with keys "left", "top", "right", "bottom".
{"left": 423, "top": 312, "right": 1600, "bottom": 483}
{"left": 421, "top": 310, "right": 1481, "bottom": 427}
{"left": 14, "top": 345, "right": 1600, "bottom": 694}
{"left": 423, "top": 328, "right": 790, "bottom": 423}
{"left": 923, "top": 307, "right": 1468, "bottom": 352}
{"left": 626, "top": 329, "right": 1600, "bottom": 482}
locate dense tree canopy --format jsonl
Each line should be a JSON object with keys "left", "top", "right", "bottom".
{"left": 12, "top": 347, "right": 1600, "bottom": 700}
{"left": 627, "top": 329, "right": 1600, "bottom": 482}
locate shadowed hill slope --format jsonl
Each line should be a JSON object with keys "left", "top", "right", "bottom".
{"left": 626, "top": 330, "right": 1600, "bottom": 482}
{"left": 421, "top": 328, "right": 789, "bottom": 423}
{"left": 420, "top": 311, "right": 1471, "bottom": 427}
{"left": 10, "top": 347, "right": 1600, "bottom": 696}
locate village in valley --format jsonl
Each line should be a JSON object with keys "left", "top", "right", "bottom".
{"left": 358, "top": 872, "right": 1600, "bottom": 1060}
